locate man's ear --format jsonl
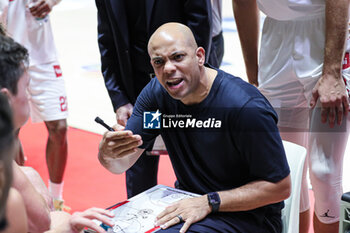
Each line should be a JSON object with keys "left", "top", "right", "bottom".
{"left": 0, "top": 88, "right": 11, "bottom": 99}
{"left": 196, "top": 47, "right": 205, "bottom": 66}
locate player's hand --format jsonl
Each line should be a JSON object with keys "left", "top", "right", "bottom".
{"left": 99, "top": 125, "right": 142, "bottom": 159}
{"left": 28, "top": 0, "right": 56, "bottom": 18}
{"left": 69, "top": 208, "right": 114, "bottom": 233}
{"left": 310, "top": 74, "right": 349, "bottom": 127}
{"left": 116, "top": 103, "right": 133, "bottom": 126}
{"left": 154, "top": 195, "right": 211, "bottom": 233}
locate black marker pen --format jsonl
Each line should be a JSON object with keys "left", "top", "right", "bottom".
{"left": 95, "top": 117, "right": 115, "bottom": 131}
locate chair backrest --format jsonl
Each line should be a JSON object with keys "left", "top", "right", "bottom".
{"left": 281, "top": 140, "right": 307, "bottom": 233}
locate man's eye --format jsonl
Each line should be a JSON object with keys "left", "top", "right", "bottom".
{"left": 174, "top": 54, "right": 184, "bottom": 60}
{"left": 153, "top": 59, "right": 163, "bottom": 65}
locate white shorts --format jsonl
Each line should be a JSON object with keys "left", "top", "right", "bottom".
{"left": 259, "top": 16, "right": 326, "bottom": 129}
{"left": 259, "top": 16, "right": 350, "bottom": 130}
{"left": 259, "top": 16, "right": 350, "bottom": 224}
{"left": 27, "top": 62, "right": 68, "bottom": 123}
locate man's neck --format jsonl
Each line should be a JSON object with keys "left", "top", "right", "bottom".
{"left": 181, "top": 67, "right": 217, "bottom": 105}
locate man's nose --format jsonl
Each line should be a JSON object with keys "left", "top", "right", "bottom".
{"left": 164, "top": 60, "right": 176, "bottom": 74}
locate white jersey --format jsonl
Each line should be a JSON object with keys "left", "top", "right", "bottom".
{"left": 257, "top": 0, "right": 325, "bottom": 20}
{"left": 342, "top": 38, "right": 350, "bottom": 97}
{"left": 4, "top": 0, "right": 57, "bottom": 66}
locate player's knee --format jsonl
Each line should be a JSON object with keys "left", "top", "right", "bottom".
{"left": 309, "top": 160, "right": 335, "bottom": 184}
{"left": 310, "top": 163, "right": 342, "bottom": 194}
{"left": 46, "top": 120, "right": 67, "bottom": 141}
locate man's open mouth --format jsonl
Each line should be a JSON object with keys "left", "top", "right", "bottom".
{"left": 166, "top": 78, "right": 183, "bottom": 88}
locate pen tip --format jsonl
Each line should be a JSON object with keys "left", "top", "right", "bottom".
{"left": 95, "top": 116, "right": 102, "bottom": 123}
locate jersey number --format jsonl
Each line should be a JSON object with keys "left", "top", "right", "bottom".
{"left": 60, "top": 96, "right": 68, "bottom": 112}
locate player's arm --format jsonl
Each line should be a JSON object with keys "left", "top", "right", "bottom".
{"left": 12, "top": 162, "right": 51, "bottom": 233}
{"left": 95, "top": 0, "right": 130, "bottom": 112}
{"left": 98, "top": 128, "right": 144, "bottom": 174}
{"left": 184, "top": 0, "right": 212, "bottom": 62}
{"left": 4, "top": 188, "right": 28, "bottom": 233}
{"left": 217, "top": 175, "right": 290, "bottom": 211}
{"left": 156, "top": 176, "right": 290, "bottom": 233}
{"left": 232, "top": 0, "right": 259, "bottom": 86}
{"left": 310, "top": 0, "right": 350, "bottom": 127}
{"left": 20, "top": 166, "right": 54, "bottom": 210}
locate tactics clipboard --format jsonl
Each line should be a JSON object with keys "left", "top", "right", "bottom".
{"left": 84, "top": 185, "right": 199, "bottom": 233}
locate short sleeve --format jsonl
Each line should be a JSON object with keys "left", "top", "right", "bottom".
{"left": 125, "top": 80, "right": 160, "bottom": 149}
{"left": 234, "top": 97, "right": 290, "bottom": 183}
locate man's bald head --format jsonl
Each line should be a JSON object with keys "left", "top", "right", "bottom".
{"left": 148, "top": 23, "right": 198, "bottom": 54}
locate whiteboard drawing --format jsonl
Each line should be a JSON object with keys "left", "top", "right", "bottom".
{"left": 86, "top": 185, "right": 199, "bottom": 233}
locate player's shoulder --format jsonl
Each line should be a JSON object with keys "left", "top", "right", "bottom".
{"left": 216, "top": 69, "right": 265, "bottom": 106}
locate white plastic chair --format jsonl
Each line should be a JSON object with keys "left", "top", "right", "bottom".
{"left": 281, "top": 140, "right": 307, "bottom": 233}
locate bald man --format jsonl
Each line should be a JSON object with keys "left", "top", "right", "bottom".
{"left": 98, "top": 23, "right": 291, "bottom": 233}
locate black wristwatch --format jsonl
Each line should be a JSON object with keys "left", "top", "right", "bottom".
{"left": 207, "top": 192, "right": 221, "bottom": 213}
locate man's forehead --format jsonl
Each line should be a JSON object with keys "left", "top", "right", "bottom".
{"left": 150, "top": 46, "right": 182, "bottom": 58}
{"left": 149, "top": 39, "right": 188, "bottom": 57}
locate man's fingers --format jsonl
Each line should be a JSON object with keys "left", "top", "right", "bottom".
{"left": 328, "top": 107, "right": 335, "bottom": 128}
{"left": 156, "top": 212, "right": 176, "bottom": 226}
{"left": 310, "top": 88, "right": 319, "bottom": 108}
{"left": 29, "top": 1, "right": 45, "bottom": 15}
{"left": 79, "top": 220, "right": 107, "bottom": 233}
{"left": 118, "top": 148, "right": 140, "bottom": 157}
{"left": 157, "top": 205, "right": 176, "bottom": 220}
{"left": 160, "top": 215, "right": 182, "bottom": 229}
{"left": 112, "top": 139, "right": 142, "bottom": 155}
{"left": 337, "top": 103, "right": 343, "bottom": 125}
{"left": 101, "top": 132, "right": 141, "bottom": 157}
{"left": 107, "top": 135, "right": 141, "bottom": 148}
{"left": 113, "top": 124, "right": 125, "bottom": 131}
{"left": 85, "top": 208, "right": 114, "bottom": 218}
{"left": 105, "top": 136, "right": 141, "bottom": 154}
{"left": 35, "top": 6, "right": 47, "bottom": 17}
{"left": 71, "top": 217, "right": 106, "bottom": 233}
{"left": 116, "top": 104, "right": 133, "bottom": 126}
{"left": 79, "top": 212, "right": 113, "bottom": 226}
{"left": 342, "top": 95, "right": 350, "bottom": 114}
{"left": 180, "top": 217, "right": 193, "bottom": 233}
{"left": 29, "top": 1, "right": 52, "bottom": 18}
{"left": 38, "top": 7, "right": 50, "bottom": 18}
{"left": 320, "top": 107, "right": 329, "bottom": 124}
{"left": 104, "top": 130, "right": 133, "bottom": 140}
{"left": 319, "top": 95, "right": 331, "bottom": 108}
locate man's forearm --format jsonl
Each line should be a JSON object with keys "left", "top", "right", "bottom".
{"left": 323, "top": 0, "right": 349, "bottom": 77}
{"left": 232, "top": 0, "right": 259, "bottom": 85}
{"left": 217, "top": 175, "right": 291, "bottom": 212}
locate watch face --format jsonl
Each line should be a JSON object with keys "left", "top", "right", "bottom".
{"left": 209, "top": 192, "right": 220, "bottom": 204}
{"left": 208, "top": 192, "right": 220, "bottom": 212}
